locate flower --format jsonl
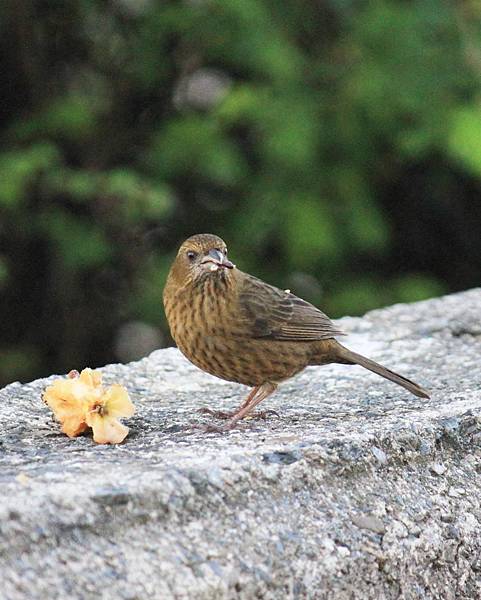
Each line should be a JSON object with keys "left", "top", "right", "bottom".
{"left": 43, "top": 368, "right": 135, "bottom": 444}
{"left": 86, "top": 384, "right": 135, "bottom": 444}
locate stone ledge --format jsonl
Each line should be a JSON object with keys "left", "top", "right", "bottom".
{"left": 1, "top": 289, "right": 481, "bottom": 599}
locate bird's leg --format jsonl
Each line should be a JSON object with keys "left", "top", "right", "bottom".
{"left": 224, "top": 382, "right": 278, "bottom": 430}
{"left": 196, "top": 383, "right": 278, "bottom": 433}
{"left": 198, "top": 386, "right": 260, "bottom": 420}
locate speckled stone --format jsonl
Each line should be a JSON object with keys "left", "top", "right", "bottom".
{"left": 1, "top": 289, "right": 481, "bottom": 599}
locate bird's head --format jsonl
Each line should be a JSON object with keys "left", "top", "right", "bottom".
{"left": 169, "top": 234, "right": 235, "bottom": 287}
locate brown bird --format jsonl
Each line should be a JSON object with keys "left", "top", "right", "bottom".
{"left": 163, "top": 234, "right": 430, "bottom": 430}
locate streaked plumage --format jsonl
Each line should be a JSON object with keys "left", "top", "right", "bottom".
{"left": 163, "top": 234, "right": 430, "bottom": 430}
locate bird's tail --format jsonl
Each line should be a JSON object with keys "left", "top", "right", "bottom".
{"left": 333, "top": 342, "right": 430, "bottom": 399}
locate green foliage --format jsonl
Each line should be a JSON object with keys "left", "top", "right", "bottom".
{"left": 448, "top": 106, "right": 481, "bottom": 176}
{"left": 0, "top": 0, "right": 479, "bottom": 385}
{"left": 39, "top": 210, "right": 113, "bottom": 271}
{"left": 44, "top": 167, "right": 173, "bottom": 221}
{"left": 393, "top": 275, "right": 446, "bottom": 305}
{"left": 131, "top": 256, "right": 171, "bottom": 324}
{"left": 150, "top": 116, "right": 246, "bottom": 184}
{"left": 13, "top": 94, "right": 99, "bottom": 141}
{"left": 0, "top": 143, "right": 60, "bottom": 208}
{"left": 330, "top": 274, "right": 446, "bottom": 318}
{"left": 283, "top": 196, "right": 339, "bottom": 268}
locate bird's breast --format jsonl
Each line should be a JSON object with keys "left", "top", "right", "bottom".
{"left": 164, "top": 276, "right": 232, "bottom": 351}
{"left": 164, "top": 277, "right": 313, "bottom": 387}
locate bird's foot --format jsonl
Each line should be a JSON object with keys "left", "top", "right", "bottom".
{"left": 247, "top": 409, "right": 280, "bottom": 420}
{"left": 198, "top": 407, "right": 279, "bottom": 421}
{"left": 191, "top": 408, "right": 280, "bottom": 433}
{"left": 197, "top": 408, "right": 237, "bottom": 420}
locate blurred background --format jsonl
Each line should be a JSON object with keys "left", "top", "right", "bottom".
{"left": 1, "top": 0, "right": 480, "bottom": 387}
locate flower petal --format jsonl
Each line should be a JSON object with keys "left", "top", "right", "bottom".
{"left": 88, "top": 412, "right": 130, "bottom": 444}
{"left": 61, "top": 416, "right": 89, "bottom": 438}
{"left": 103, "top": 385, "right": 135, "bottom": 418}
{"left": 43, "top": 368, "right": 134, "bottom": 443}
{"left": 79, "top": 368, "right": 102, "bottom": 388}
{"left": 43, "top": 378, "right": 90, "bottom": 436}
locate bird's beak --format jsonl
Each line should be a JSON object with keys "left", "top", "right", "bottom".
{"left": 201, "top": 249, "right": 235, "bottom": 271}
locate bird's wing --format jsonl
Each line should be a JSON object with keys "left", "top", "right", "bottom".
{"left": 236, "top": 273, "right": 345, "bottom": 341}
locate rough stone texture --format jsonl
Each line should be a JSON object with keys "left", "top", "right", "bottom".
{"left": 1, "top": 289, "right": 481, "bottom": 599}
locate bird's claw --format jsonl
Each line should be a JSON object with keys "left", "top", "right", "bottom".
{"left": 198, "top": 407, "right": 279, "bottom": 421}
{"left": 248, "top": 409, "right": 280, "bottom": 420}
{"left": 197, "top": 407, "right": 236, "bottom": 420}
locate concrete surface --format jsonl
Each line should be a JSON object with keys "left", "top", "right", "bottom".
{"left": 1, "top": 288, "right": 481, "bottom": 599}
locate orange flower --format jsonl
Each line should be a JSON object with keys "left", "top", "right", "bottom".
{"left": 43, "top": 368, "right": 135, "bottom": 444}
{"left": 86, "top": 384, "right": 135, "bottom": 444}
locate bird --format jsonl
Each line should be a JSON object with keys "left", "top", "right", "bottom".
{"left": 163, "top": 233, "right": 430, "bottom": 431}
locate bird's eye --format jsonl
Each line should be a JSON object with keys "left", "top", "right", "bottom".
{"left": 186, "top": 251, "right": 197, "bottom": 261}
{"left": 224, "top": 248, "right": 228, "bottom": 255}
